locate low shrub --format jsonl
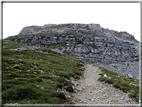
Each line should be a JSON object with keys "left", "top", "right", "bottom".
{"left": 76, "top": 63, "right": 84, "bottom": 67}
{"left": 56, "top": 82, "right": 63, "bottom": 89}
{"left": 73, "top": 75, "right": 80, "bottom": 79}
{"left": 65, "top": 85, "right": 73, "bottom": 92}
{"left": 3, "top": 85, "right": 42, "bottom": 101}
{"left": 130, "top": 91, "right": 139, "bottom": 102}
{"left": 57, "top": 72, "right": 70, "bottom": 79}
{"left": 3, "top": 89, "right": 18, "bottom": 100}
{"left": 56, "top": 77, "right": 67, "bottom": 83}
{"left": 36, "top": 78, "right": 43, "bottom": 82}
{"left": 74, "top": 70, "right": 82, "bottom": 76}
{"left": 39, "top": 75, "right": 50, "bottom": 79}
{"left": 51, "top": 92, "right": 66, "bottom": 100}
{"left": 69, "top": 72, "right": 75, "bottom": 77}
{"left": 9, "top": 72, "right": 19, "bottom": 77}
{"left": 113, "top": 83, "right": 119, "bottom": 88}
{"left": 105, "top": 79, "right": 113, "bottom": 84}
{"left": 98, "top": 76, "right": 105, "bottom": 81}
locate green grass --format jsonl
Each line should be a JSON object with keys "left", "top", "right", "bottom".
{"left": 98, "top": 66, "right": 139, "bottom": 102}
{"left": 2, "top": 41, "right": 84, "bottom": 104}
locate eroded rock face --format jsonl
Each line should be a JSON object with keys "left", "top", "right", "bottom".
{"left": 7, "top": 23, "right": 140, "bottom": 64}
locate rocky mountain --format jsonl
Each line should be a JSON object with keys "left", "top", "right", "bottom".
{"left": 3, "top": 24, "right": 140, "bottom": 104}
{"left": 6, "top": 23, "right": 139, "bottom": 65}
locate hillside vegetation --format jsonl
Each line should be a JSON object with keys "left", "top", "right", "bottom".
{"left": 2, "top": 39, "right": 140, "bottom": 104}
{"left": 98, "top": 66, "right": 139, "bottom": 102}
{"left": 2, "top": 41, "right": 84, "bottom": 104}
{"left": 2, "top": 23, "right": 141, "bottom": 105}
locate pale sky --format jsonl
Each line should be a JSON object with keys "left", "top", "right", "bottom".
{"left": 3, "top": 3, "right": 140, "bottom": 41}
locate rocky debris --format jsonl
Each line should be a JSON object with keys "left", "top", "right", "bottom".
{"left": 70, "top": 64, "right": 139, "bottom": 104}
{"left": 104, "top": 74, "right": 107, "bottom": 78}
{"left": 51, "top": 48, "right": 64, "bottom": 54}
{"left": 9, "top": 46, "right": 41, "bottom": 51}
{"left": 96, "top": 61, "right": 139, "bottom": 79}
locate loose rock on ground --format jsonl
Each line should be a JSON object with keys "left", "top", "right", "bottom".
{"left": 69, "top": 64, "right": 138, "bottom": 104}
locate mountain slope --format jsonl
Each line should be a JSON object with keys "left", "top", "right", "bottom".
{"left": 2, "top": 41, "right": 84, "bottom": 104}
{"left": 6, "top": 23, "right": 139, "bottom": 64}
{"left": 2, "top": 23, "right": 140, "bottom": 105}
{"left": 5, "top": 23, "right": 140, "bottom": 79}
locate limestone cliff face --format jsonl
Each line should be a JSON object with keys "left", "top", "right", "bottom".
{"left": 7, "top": 23, "right": 139, "bottom": 64}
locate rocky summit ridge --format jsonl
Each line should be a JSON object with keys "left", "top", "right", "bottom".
{"left": 7, "top": 23, "right": 139, "bottom": 64}
{"left": 5, "top": 23, "right": 140, "bottom": 79}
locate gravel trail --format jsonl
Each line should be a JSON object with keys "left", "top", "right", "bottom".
{"left": 70, "top": 64, "right": 138, "bottom": 104}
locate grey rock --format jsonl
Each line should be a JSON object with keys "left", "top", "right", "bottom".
{"left": 5, "top": 23, "right": 140, "bottom": 79}
{"left": 127, "top": 73, "right": 133, "bottom": 78}
{"left": 97, "top": 61, "right": 139, "bottom": 79}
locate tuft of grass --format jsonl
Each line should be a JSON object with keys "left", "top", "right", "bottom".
{"left": 98, "top": 66, "right": 139, "bottom": 102}
{"left": 2, "top": 41, "right": 84, "bottom": 104}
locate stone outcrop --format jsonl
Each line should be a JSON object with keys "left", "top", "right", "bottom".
{"left": 6, "top": 23, "right": 139, "bottom": 65}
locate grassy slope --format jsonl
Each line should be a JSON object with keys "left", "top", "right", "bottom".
{"left": 2, "top": 41, "right": 84, "bottom": 104}
{"left": 98, "top": 66, "right": 139, "bottom": 102}
{"left": 2, "top": 40, "right": 140, "bottom": 104}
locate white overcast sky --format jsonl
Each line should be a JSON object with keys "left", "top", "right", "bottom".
{"left": 3, "top": 3, "right": 140, "bottom": 41}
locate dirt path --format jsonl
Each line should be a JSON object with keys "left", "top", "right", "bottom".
{"left": 69, "top": 64, "right": 138, "bottom": 104}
